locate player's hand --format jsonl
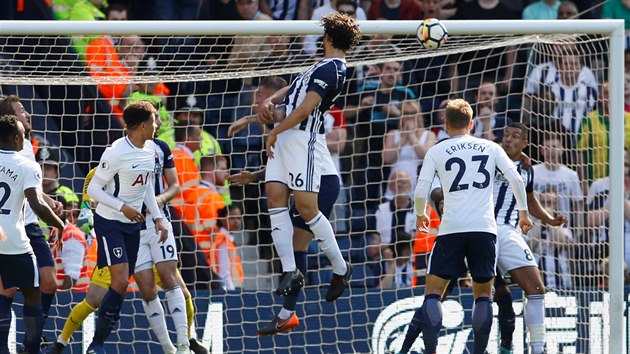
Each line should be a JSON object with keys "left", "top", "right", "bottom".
{"left": 416, "top": 214, "right": 430, "bottom": 233}
{"left": 51, "top": 227, "right": 63, "bottom": 251}
{"left": 77, "top": 204, "right": 94, "bottom": 234}
{"left": 0, "top": 227, "right": 6, "bottom": 241}
{"left": 226, "top": 171, "right": 257, "bottom": 186}
{"left": 259, "top": 98, "right": 275, "bottom": 122}
{"left": 266, "top": 130, "right": 278, "bottom": 158}
{"left": 519, "top": 152, "right": 532, "bottom": 170}
{"left": 228, "top": 117, "right": 251, "bottom": 137}
{"left": 50, "top": 200, "right": 63, "bottom": 216}
{"left": 154, "top": 218, "right": 168, "bottom": 243}
{"left": 518, "top": 210, "right": 534, "bottom": 234}
{"left": 549, "top": 214, "right": 569, "bottom": 227}
{"left": 121, "top": 204, "right": 144, "bottom": 223}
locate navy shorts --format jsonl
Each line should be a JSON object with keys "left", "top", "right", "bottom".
{"left": 427, "top": 232, "right": 497, "bottom": 280}
{"left": 0, "top": 252, "right": 39, "bottom": 289}
{"left": 25, "top": 223, "right": 55, "bottom": 268}
{"left": 95, "top": 214, "right": 141, "bottom": 275}
{"left": 291, "top": 175, "right": 341, "bottom": 231}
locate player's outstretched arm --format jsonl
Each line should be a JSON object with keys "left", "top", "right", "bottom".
{"left": 227, "top": 169, "right": 266, "bottom": 185}
{"left": 26, "top": 187, "right": 64, "bottom": 231}
{"left": 227, "top": 115, "right": 256, "bottom": 137}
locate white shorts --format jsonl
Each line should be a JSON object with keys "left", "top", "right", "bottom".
{"left": 135, "top": 221, "right": 178, "bottom": 273}
{"left": 496, "top": 224, "right": 538, "bottom": 275}
{"left": 265, "top": 129, "right": 324, "bottom": 192}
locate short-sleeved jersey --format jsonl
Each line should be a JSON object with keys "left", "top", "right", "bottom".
{"left": 19, "top": 139, "right": 39, "bottom": 226}
{"left": 0, "top": 150, "right": 43, "bottom": 254}
{"left": 417, "top": 135, "right": 520, "bottom": 236}
{"left": 493, "top": 161, "right": 534, "bottom": 228}
{"left": 144, "top": 139, "right": 174, "bottom": 228}
{"left": 283, "top": 58, "right": 346, "bottom": 135}
{"left": 93, "top": 136, "right": 157, "bottom": 223}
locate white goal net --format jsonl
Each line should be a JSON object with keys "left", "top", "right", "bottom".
{"left": 0, "top": 20, "right": 624, "bottom": 354}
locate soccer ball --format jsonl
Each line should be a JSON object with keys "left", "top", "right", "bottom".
{"left": 417, "top": 18, "right": 448, "bottom": 50}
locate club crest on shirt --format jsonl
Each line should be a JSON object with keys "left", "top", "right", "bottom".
{"left": 113, "top": 247, "right": 123, "bottom": 258}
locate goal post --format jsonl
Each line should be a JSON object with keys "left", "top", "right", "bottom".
{"left": 0, "top": 19, "right": 624, "bottom": 353}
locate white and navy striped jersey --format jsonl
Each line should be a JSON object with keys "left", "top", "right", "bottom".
{"left": 525, "top": 61, "right": 598, "bottom": 134}
{"left": 417, "top": 135, "right": 526, "bottom": 236}
{"left": 0, "top": 150, "right": 42, "bottom": 254}
{"left": 92, "top": 136, "right": 158, "bottom": 223}
{"left": 493, "top": 161, "right": 534, "bottom": 228}
{"left": 283, "top": 58, "right": 346, "bottom": 135}
{"left": 144, "top": 139, "right": 174, "bottom": 227}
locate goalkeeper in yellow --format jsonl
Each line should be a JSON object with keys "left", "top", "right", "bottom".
{"left": 50, "top": 141, "right": 208, "bottom": 353}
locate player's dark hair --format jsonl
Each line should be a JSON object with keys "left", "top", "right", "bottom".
{"left": 0, "top": 115, "right": 21, "bottom": 146}
{"left": 506, "top": 122, "right": 528, "bottom": 139}
{"left": 260, "top": 76, "right": 288, "bottom": 91}
{"left": 445, "top": 99, "right": 473, "bottom": 129}
{"left": 0, "top": 95, "right": 20, "bottom": 116}
{"left": 123, "top": 101, "right": 154, "bottom": 129}
{"left": 320, "top": 12, "right": 362, "bottom": 52}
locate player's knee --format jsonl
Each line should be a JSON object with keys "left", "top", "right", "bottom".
{"left": 110, "top": 278, "right": 129, "bottom": 293}
{"left": 40, "top": 277, "right": 58, "bottom": 294}
{"left": 295, "top": 203, "right": 318, "bottom": 222}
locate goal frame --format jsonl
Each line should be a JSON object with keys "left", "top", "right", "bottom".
{"left": 0, "top": 19, "right": 624, "bottom": 353}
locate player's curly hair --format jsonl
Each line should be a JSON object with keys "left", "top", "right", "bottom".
{"left": 320, "top": 12, "right": 362, "bottom": 52}
{"left": 0, "top": 115, "right": 20, "bottom": 146}
{"left": 123, "top": 100, "right": 155, "bottom": 129}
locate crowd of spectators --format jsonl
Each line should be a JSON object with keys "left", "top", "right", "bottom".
{"left": 0, "top": 0, "right": 628, "bottom": 292}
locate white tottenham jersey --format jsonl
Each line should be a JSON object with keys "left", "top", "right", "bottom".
{"left": 417, "top": 135, "right": 523, "bottom": 236}
{"left": 283, "top": 58, "right": 346, "bottom": 135}
{"left": 93, "top": 137, "right": 157, "bottom": 223}
{"left": 0, "top": 150, "right": 42, "bottom": 254}
{"left": 18, "top": 139, "right": 38, "bottom": 226}
{"left": 493, "top": 161, "right": 534, "bottom": 228}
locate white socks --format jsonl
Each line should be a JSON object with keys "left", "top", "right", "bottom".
{"left": 166, "top": 286, "right": 190, "bottom": 346}
{"left": 525, "top": 294, "right": 545, "bottom": 354}
{"left": 278, "top": 308, "right": 294, "bottom": 320}
{"left": 307, "top": 212, "right": 347, "bottom": 275}
{"left": 270, "top": 207, "right": 296, "bottom": 272}
{"left": 142, "top": 297, "right": 175, "bottom": 353}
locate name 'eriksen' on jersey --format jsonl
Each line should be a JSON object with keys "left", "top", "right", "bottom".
{"left": 444, "top": 142, "right": 487, "bottom": 155}
{"left": 0, "top": 164, "right": 18, "bottom": 182}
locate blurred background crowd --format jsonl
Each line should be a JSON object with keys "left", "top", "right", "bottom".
{"left": 0, "top": 0, "right": 628, "bottom": 293}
